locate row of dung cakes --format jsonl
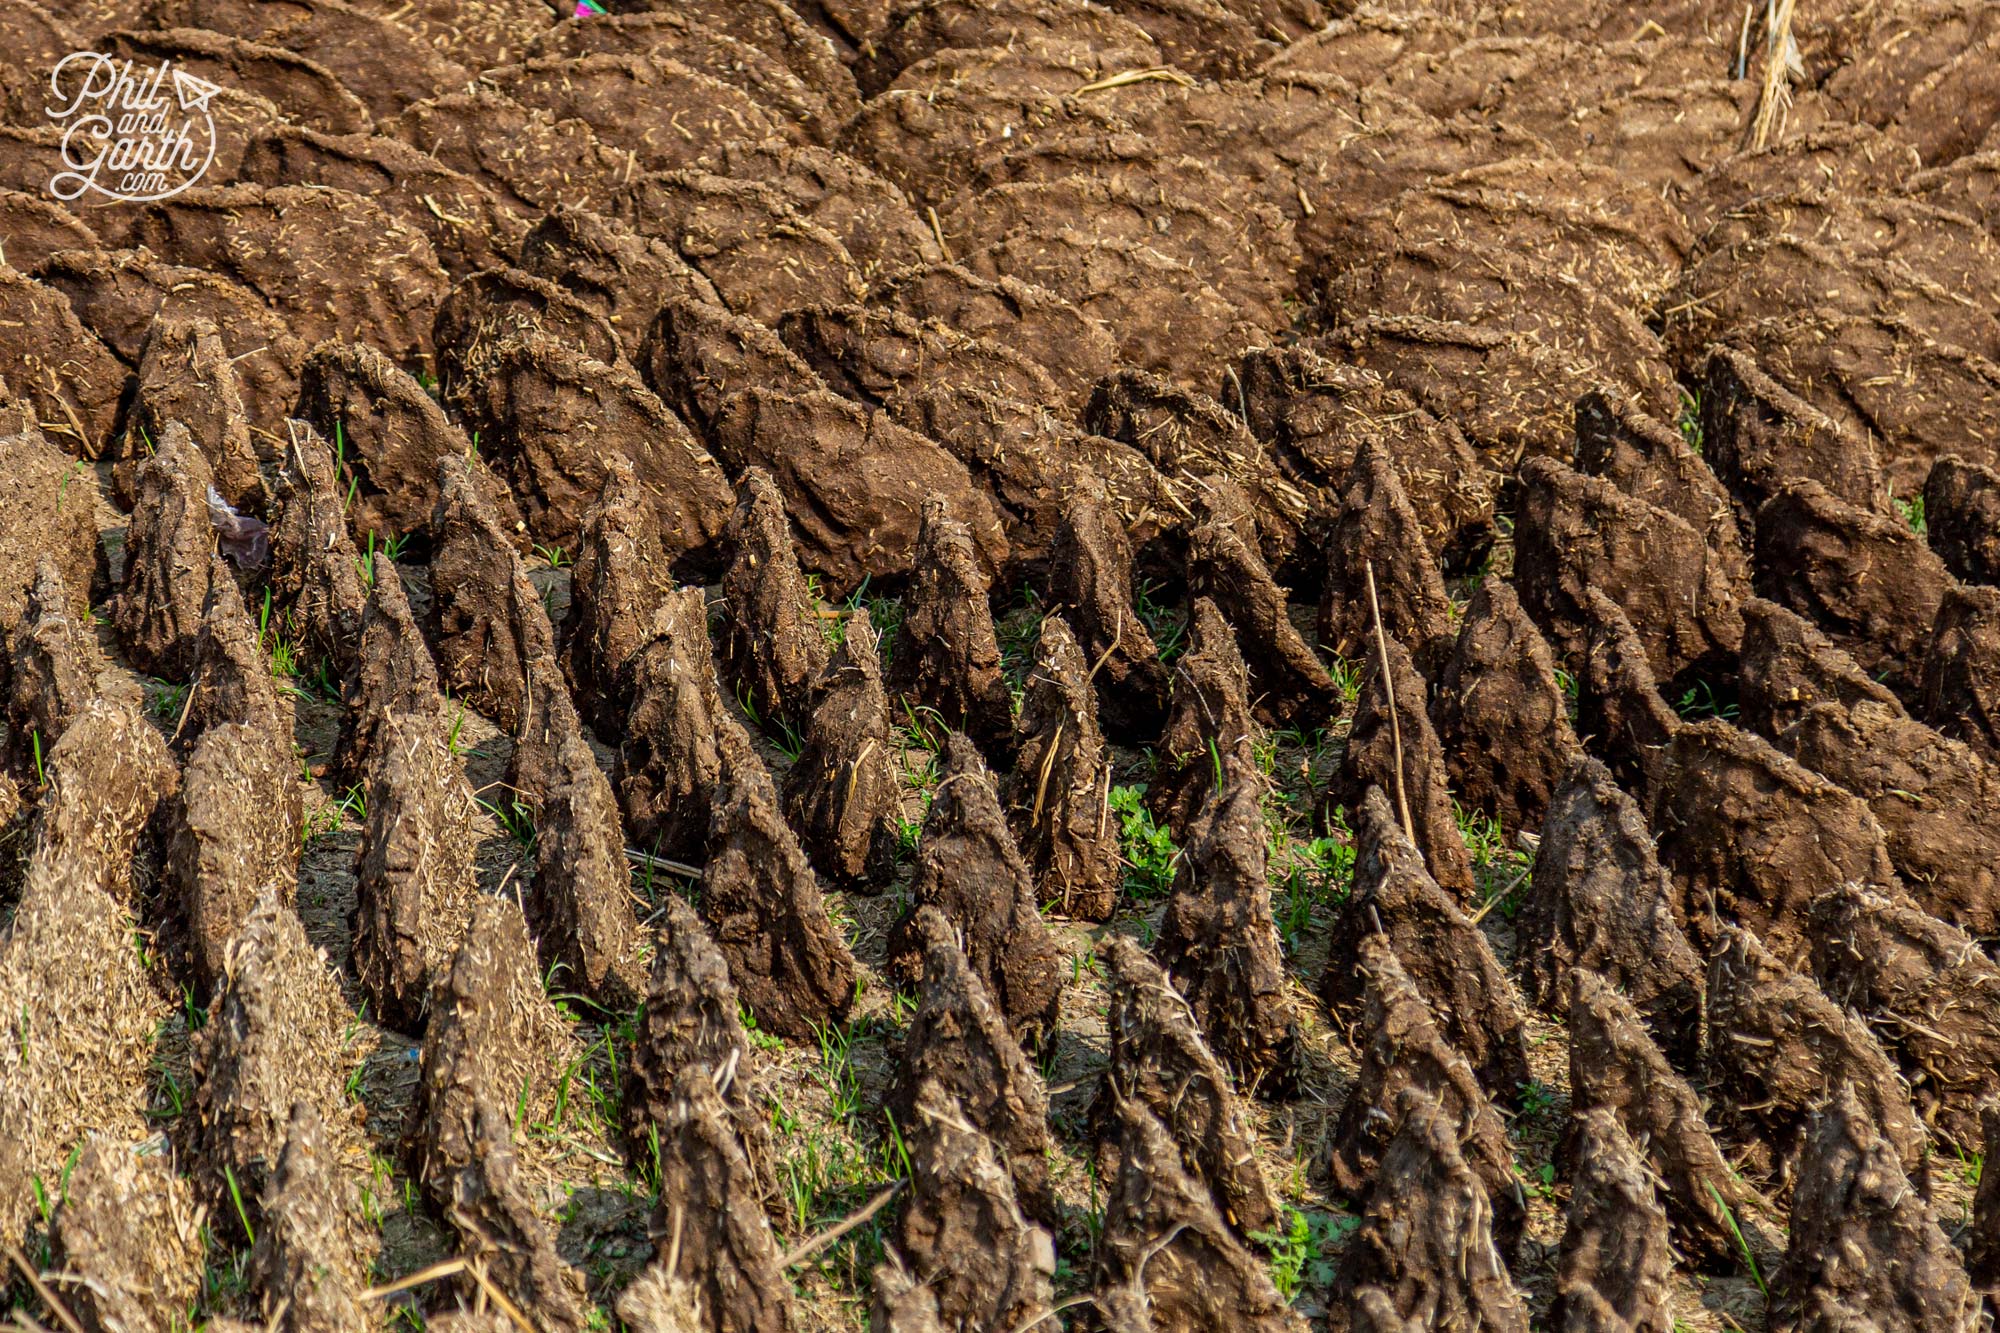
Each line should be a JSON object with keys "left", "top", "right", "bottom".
{"left": 1, "top": 0, "right": 2000, "bottom": 1330}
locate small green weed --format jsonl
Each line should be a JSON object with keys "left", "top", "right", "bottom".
{"left": 300, "top": 795, "right": 348, "bottom": 851}
{"left": 1895, "top": 493, "right": 1928, "bottom": 535}
{"left": 52, "top": 459, "right": 91, "bottom": 520}
{"left": 1135, "top": 577, "right": 1188, "bottom": 664}
{"left": 1673, "top": 678, "right": 1738, "bottom": 722}
{"left": 742, "top": 1003, "right": 786, "bottom": 1053}
{"left": 809, "top": 1018, "right": 865, "bottom": 1125}
{"left": 1705, "top": 1180, "right": 1767, "bottom": 1297}
{"left": 1249, "top": 1207, "right": 1357, "bottom": 1304}
{"left": 1458, "top": 805, "right": 1532, "bottom": 919}
{"left": 841, "top": 577, "right": 902, "bottom": 668}
{"left": 803, "top": 574, "right": 844, "bottom": 650}
{"left": 1517, "top": 1080, "right": 1556, "bottom": 1117}
{"left": 894, "top": 699, "right": 947, "bottom": 765}
{"left": 1677, "top": 389, "right": 1704, "bottom": 455}
{"left": 258, "top": 587, "right": 307, "bottom": 683}
{"left": 479, "top": 793, "right": 537, "bottom": 854}
{"left": 223, "top": 1163, "right": 257, "bottom": 1243}
{"left": 147, "top": 679, "right": 190, "bottom": 725}
{"left": 895, "top": 815, "right": 924, "bottom": 862}
{"left": 1109, "top": 784, "right": 1178, "bottom": 899}
{"left": 1554, "top": 667, "right": 1580, "bottom": 724}
{"left": 1275, "top": 829, "right": 1354, "bottom": 952}
{"left": 198, "top": 1226, "right": 253, "bottom": 1309}
{"left": 1327, "top": 655, "right": 1364, "bottom": 707}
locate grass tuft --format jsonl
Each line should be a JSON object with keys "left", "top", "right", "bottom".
{"left": 1108, "top": 784, "right": 1178, "bottom": 899}
{"left": 1705, "top": 1180, "right": 1766, "bottom": 1297}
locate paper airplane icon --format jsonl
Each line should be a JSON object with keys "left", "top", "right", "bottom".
{"left": 171, "top": 68, "right": 220, "bottom": 111}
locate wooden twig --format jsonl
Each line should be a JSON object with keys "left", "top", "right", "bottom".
{"left": 261, "top": 1295, "right": 292, "bottom": 1333}
{"left": 1007, "top": 1294, "right": 1099, "bottom": 1333}
{"left": 623, "top": 848, "right": 703, "bottom": 880}
{"left": 1364, "top": 561, "right": 1415, "bottom": 843}
{"left": 1467, "top": 862, "right": 1531, "bottom": 926}
{"left": 492, "top": 860, "right": 523, "bottom": 918}
{"left": 360, "top": 1257, "right": 470, "bottom": 1301}
{"left": 464, "top": 1258, "right": 539, "bottom": 1333}
{"left": 1085, "top": 608, "right": 1123, "bottom": 682}
{"left": 778, "top": 1180, "right": 905, "bottom": 1269}
{"left": 1750, "top": 0, "right": 1797, "bottom": 148}
{"left": 665, "top": 1203, "right": 686, "bottom": 1276}
{"left": 1030, "top": 722, "right": 1064, "bottom": 826}
{"left": 171, "top": 670, "right": 199, "bottom": 741}
{"left": 3, "top": 1244, "right": 87, "bottom": 1333}
{"left": 1073, "top": 66, "right": 1193, "bottom": 94}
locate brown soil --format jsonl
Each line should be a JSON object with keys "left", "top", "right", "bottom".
{"left": 1430, "top": 579, "right": 1579, "bottom": 832}
{"left": 1155, "top": 755, "right": 1301, "bottom": 1096}
{"left": 1923, "top": 455, "right": 2000, "bottom": 586}
{"left": 1921, "top": 584, "right": 2000, "bottom": 763}
{"left": 1324, "top": 639, "right": 1476, "bottom": 905}
{"left": 0, "top": 268, "right": 127, "bottom": 460}
{"left": 1318, "top": 437, "right": 1455, "bottom": 667}
{"left": 1092, "top": 935, "right": 1283, "bottom": 1241}
{"left": 1002, "top": 615, "right": 1122, "bottom": 919}
{"left": 266, "top": 422, "right": 367, "bottom": 673}
{"left": 1551, "top": 1108, "right": 1676, "bottom": 1333}
{"left": 1236, "top": 345, "right": 1495, "bottom": 571}
{"left": 1519, "top": 758, "right": 1704, "bottom": 1066}
{"left": 782, "top": 607, "right": 898, "bottom": 891}
{"left": 886, "top": 732, "right": 1064, "bottom": 1044}
{"left": 1321, "top": 789, "right": 1530, "bottom": 1100}
{"left": 1753, "top": 479, "right": 1953, "bottom": 694}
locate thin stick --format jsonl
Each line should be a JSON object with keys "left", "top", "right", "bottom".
{"left": 1750, "top": 0, "right": 1797, "bottom": 148}
{"left": 1030, "top": 722, "right": 1063, "bottom": 825}
{"left": 1467, "top": 862, "right": 1531, "bottom": 926}
{"left": 171, "top": 671, "right": 199, "bottom": 741}
{"left": 843, "top": 739, "right": 877, "bottom": 812}
{"left": 665, "top": 1203, "right": 686, "bottom": 1275}
{"left": 1085, "top": 608, "right": 1123, "bottom": 682}
{"left": 464, "top": 1258, "right": 539, "bottom": 1333}
{"left": 778, "top": 1180, "right": 905, "bottom": 1268}
{"left": 492, "top": 861, "right": 523, "bottom": 919}
{"left": 1364, "top": 561, "right": 1415, "bottom": 843}
{"left": 3, "top": 1244, "right": 88, "bottom": 1333}
{"left": 714, "top": 1045, "right": 742, "bottom": 1097}
{"left": 623, "top": 848, "right": 703, "bottom": 880}
{"left": 1073, "top": 66, "right": 1193, "bottom": 94}
{"left": 360, "top": 1258, "right": 470, "bottom": 1301}
{"left": 1007, "top": 1294, "right": 1098, "bottom": 1333}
